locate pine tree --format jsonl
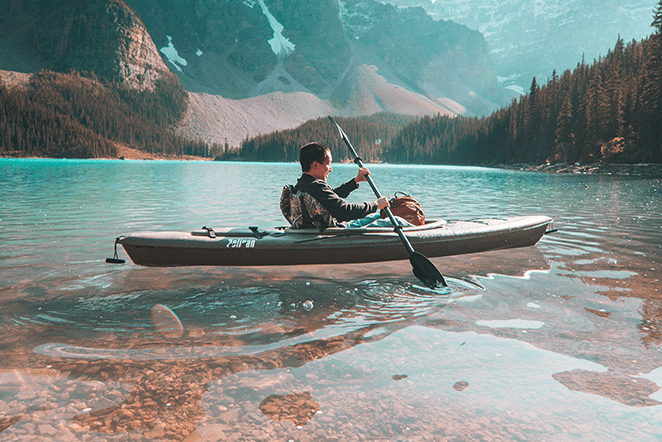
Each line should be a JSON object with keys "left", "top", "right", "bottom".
{"left": 606, "top": 36, "right": 626, "bottom": 140}
{"left": 654, "top": 0, "right": 662, "bottom": 31}
{"left": 553, "top": 95, "right": 574, "bottom": 162}
{"left": 638, "top": 2, "right": 662, "bottom": 160}
{"left": 529, "top": 76, "right": 539, "bottom": 100}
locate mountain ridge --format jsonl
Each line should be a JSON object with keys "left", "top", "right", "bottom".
{"left": 379, "top": 0, "right": 659, "bottom": 93}
{"left": 0, "top": 0, "right": 512, "bottom": 150}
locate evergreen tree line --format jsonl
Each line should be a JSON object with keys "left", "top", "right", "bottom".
{"left": 238, "top": 3, "right": 662, "bottom": 166}
{"left": 386, "top": 3, "right": 662, "bottom": 165}
{"left": 0, "top": 70, "right": 221, "bottom": 158}
{"left": 228, "top": 113, "right": 416, "bottom": 162}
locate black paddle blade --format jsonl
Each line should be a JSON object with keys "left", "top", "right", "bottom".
{"left": 410, "top": 251, "right": 447, "bottom": 288}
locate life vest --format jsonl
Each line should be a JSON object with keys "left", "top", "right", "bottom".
{"left": 280, "top": 185, "right": 335, "bottom": 230}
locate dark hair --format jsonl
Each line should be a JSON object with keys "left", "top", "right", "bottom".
{"left": 300, "top": 142, "right": 330, "bottom": 172}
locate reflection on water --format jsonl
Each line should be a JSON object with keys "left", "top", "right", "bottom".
{"left": 552, "top": 369, "right": 662, "bottom": 407}
{"left": 0, "top": 277, "right": 454, "bottom": 439}
{"left": 1, "top": 160, "right": 662, "bottom": 440}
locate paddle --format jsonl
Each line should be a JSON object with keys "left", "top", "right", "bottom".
{"left": 327, "top": 116, "right": 447, "bottom": 288}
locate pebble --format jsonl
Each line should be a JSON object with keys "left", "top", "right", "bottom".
{"left": 259, "top": 392, "right": 320, "bottom": 427}
{"left": 38, "top": 424, "right": 57, "bottom": 436}
{"left": 501, "top": 162, "right": 662, "bottom": 178}
{"left": 453, "top": 381, "right": 470, "bottom": 391}
{"left": 1, "top": 328, "right": 657, "bottom": 442}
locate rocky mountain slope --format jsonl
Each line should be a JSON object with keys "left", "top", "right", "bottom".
{"left": 379, "top": 0, "right": 658, "bottom": 93}
{"left": 0, "top": 0, "right": 512, "bottom": 149}
{"left": 0, "top": 0, "right": 174, "bottom": 90}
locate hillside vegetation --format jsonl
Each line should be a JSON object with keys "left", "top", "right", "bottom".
{"left": 241, "top": 4, "right": 662, "bottom": 166}
{"left": 230, "top": 113, "right": 416, "bottom": 163}
{"left": 2, "top": 3, "right": 660, "bottom": 164}
{"left": 0, "top": 70, "right": 220, "bottom": 158}
{"left": 385, "top": 9, "right": 662, "bottom": 165}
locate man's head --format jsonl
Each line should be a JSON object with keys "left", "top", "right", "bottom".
{"left": 300, "top": 142, "right": 333, "bottom": 180}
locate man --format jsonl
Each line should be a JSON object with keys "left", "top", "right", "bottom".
{"left": 293, "top": 142, "right": 389, "bottom": 226}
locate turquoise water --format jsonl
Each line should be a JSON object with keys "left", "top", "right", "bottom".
{"left": 1, "top": 159, "right": 662, "bottom": 441}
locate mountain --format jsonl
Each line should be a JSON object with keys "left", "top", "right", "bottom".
{"left": 382, "top": 31, "right": 662, "bottom": 166}
{"left": 124, "top": 0, "right": 505, "bottom": 105}
{"left": 125, "top": 0, "right": 515, "bottom": 146}
{"left": 0, "top": 0, "right": 512, "bottom": 150}
{"left": 0, "top": 0, "right": 174, "bottom": 90}
{"left": 379, "top": 0, "right": 658, "bottom": 94}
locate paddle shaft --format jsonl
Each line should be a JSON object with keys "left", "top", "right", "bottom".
{"left": 329, "top": 118, "right": 416, "bottom": 257}
{"left": 328, "top": 116, "right": 447, "bottom": 288}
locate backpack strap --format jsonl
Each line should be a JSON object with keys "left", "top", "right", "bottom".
{"left": 280, "top": 185, "right": 295, "bottom": 224}
{"left": 300, "top": 193, "right": 334, "bottom": 231}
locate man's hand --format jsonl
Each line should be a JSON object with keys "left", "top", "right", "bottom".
{"left": 355, "top": 167, "right": 370, "bottom": 183}
{"left": 376, "top": 196, "right": 389, "bottom": 210}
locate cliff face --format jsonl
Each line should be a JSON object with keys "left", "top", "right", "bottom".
{"left": 0, "top": 0, "right": 173, "bottom": 90}
{"left": 123, "top": 0, "right": 352, "bottom": 99}
{"left": 30, "top": 0, "right": 173, "bottom": 90}
{"left": 124, "top": 0, "right": 280, "bottom": 98}
{"left": 260, "top": 0, "right": 352, "bottom": 97}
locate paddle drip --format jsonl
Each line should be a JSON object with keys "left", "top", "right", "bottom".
{"left": 106, "top": 236, "right": 126, "bottom": 264}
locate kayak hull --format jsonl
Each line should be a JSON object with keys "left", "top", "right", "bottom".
{"left": 117, "top": 216, "right": 553, "bottom": 267}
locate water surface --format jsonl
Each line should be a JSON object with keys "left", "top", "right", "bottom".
{"left": 1, "top": 159, "right": 661, "bottom": 441}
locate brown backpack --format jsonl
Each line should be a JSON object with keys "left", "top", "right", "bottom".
{"left": 381, "top": 192, "right": 425, "bottom": 226}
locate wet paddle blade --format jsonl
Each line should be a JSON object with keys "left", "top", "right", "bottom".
{"left": 151, "top": 304, "right": 184, "bottom": 339}
{"left": 410, "top": 252, "right": 447, "bottom": 288}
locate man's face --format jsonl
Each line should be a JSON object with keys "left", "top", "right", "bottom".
{"left": 309, "top": 151, "right": 333, "bottom": 181}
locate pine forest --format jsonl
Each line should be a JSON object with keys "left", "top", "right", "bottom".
{"left": 0, "top": 70, "right": 221, "bottom": 159}
{"left": 385, "top": 25, "right": 662, "bottom": 165}
{"left": 2, "top": 3, "right": 661, "bottom": 165}
{"left": 230, "top": 113, "right": 416, "bottom": 163}
{"left": 238, "top": 4, "right": 662, "bottom": 166}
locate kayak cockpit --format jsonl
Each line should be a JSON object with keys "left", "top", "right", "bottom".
{"left": 281, "top": 219, "right": 448, "bottom": 235}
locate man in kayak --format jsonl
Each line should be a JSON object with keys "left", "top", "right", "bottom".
{"left": 292, "top": 142, "right": 390, "bottom": 227}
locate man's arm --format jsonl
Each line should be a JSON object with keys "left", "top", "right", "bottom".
{"left": 333, "top": 166, "right": 370, "bottom": 198}
{"left": 309, "top": 179, "right": 378, "bottom": 222}
{"left": 333, "top": 178, "right": 359, "bottom": 199}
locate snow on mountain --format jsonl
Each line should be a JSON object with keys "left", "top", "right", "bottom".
{"left": 118, "top": 0, "right": 511, "bottom": 146}
{"left": 0, "top": 0, "right": 517, "bottom": 149}
{"left": 256, "top": 0, "right": 296, "bottom": 57}
{"left": 160, "top": 36, "right": 188, "bottom": 72}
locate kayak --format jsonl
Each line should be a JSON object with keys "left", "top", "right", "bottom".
{"left": 115, "top": 215, "right": 553, "bottom": 267}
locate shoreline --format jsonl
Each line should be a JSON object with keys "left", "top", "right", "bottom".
{"left": 0, "top": 145, "right": 213, "bottom": 161}
{"left": 494, "top": 162, "right": 662, "bottom": 178}
{"left": 3, "top": 152, "right": 661, "bottom": 177}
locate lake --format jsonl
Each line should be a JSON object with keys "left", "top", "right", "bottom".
{"left": 1, "top": 158, "right": 661, "bottom": 441}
